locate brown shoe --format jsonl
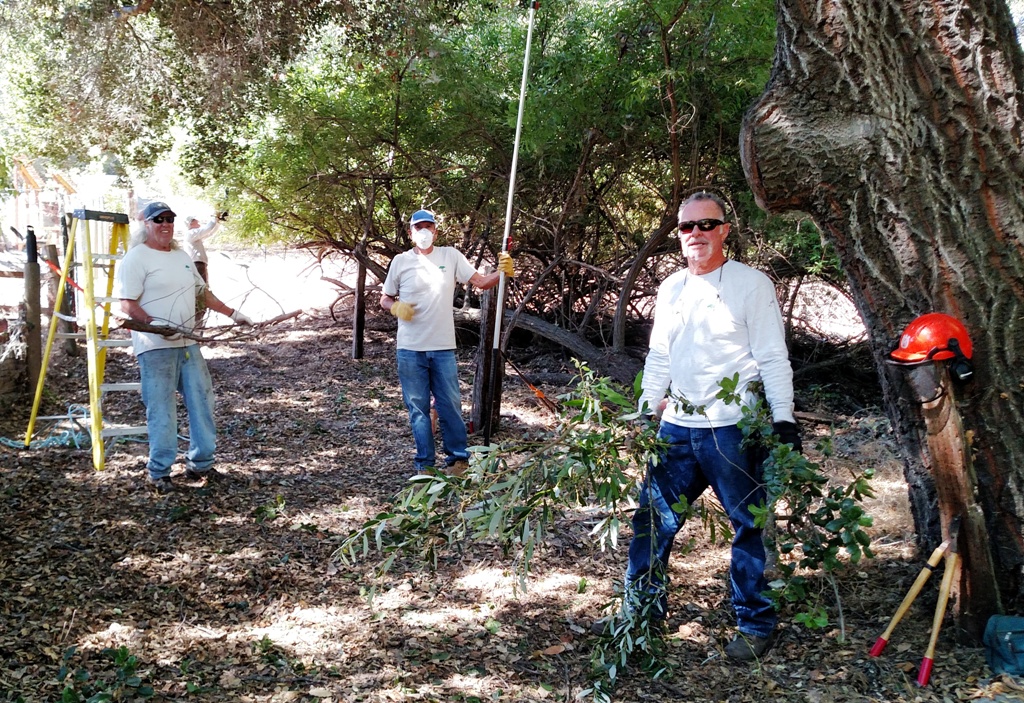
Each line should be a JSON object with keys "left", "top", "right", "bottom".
{"left": 725, "top": 632, "right": 772, "bottom": 661}
{"left": 447, "top": 460, "right": 469, "bottom": 477}
{"left": 185, "top": 467, "right": 225, "bottom": 482}
{"left": 147, "top": 476, "right": 174, "bottom": 494}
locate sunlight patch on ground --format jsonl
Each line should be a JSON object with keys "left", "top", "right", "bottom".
{"left": 500, "top": 401, "right": 560, "bottom": 430}
{"left": 453, "top": 567, "right": 511, "bottom": 593}
{"left": 209, "top": 514, "right": 250, "bottom": 527}
{"left": 400, "top": 606, "right": 483, "bottom": 629}
{"left": 529, "top": 571, "right": 588, "bottom": 596}
{"left": 243, "top": 606, "right": 349, "bottom": 652}
{"left": 199, "top": 343, "right": 248, "bottom": 359}
{"left": 277, "top": 329, "right": 325, "bottom": 343}
{"left": 80, "top": 621, "right": 146, "bottom": 652}
{"left": 673, "top": 546, "right": 731, "bottom": 575}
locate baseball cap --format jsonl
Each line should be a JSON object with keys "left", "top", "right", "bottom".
{"left": 409, "top": 209, "right": 436, "bottom": 226}
{"left": 142, "top": 201, "right": 176, "bottom": 221}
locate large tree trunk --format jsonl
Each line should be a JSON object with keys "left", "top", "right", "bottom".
{"left": 741, "top": 0, "right": 1024, "bottom": 605}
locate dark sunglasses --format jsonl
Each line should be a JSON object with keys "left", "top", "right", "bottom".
{"left": 150, "top": 215, "right": 175, "bottom": 224}
{"left": 678, "top": 218, "right": 725, "bottom": 233}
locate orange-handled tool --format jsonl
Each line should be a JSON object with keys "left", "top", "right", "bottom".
{"left": 917, "top": 549, "right": 959, "bottom": 686}
{"left": 869, "top": 539, "right": 950, "bottom": 657}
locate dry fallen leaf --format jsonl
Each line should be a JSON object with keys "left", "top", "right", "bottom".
{"left": 219, "top": 670, "right": 242, "bottom": 689}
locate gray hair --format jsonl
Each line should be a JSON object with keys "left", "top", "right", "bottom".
{"left": 678, "top": 191, "right": 728, "bottom": 221}
{"left": 128, "top": 221, "right": 180, "bottom": 250}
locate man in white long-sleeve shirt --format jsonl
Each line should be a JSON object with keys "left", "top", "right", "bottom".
{"left": 183, "top": 214, "right": 222, "bottom": 283}
{"left": 594, "top": 191, "right": 800, "bottom": 662}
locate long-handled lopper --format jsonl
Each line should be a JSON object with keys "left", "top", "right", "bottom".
{"left": 917, "top": 521, "right": 960, "bottom": 686}
{"left": 483, "top": 1, "right": 539, "bottom": 445}
{"left": 869, "top": 515, "right": 961, "bottom": 686}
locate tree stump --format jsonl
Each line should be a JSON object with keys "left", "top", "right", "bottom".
{"left": 919, "top": 367, "right": 1002, "bottom": 639}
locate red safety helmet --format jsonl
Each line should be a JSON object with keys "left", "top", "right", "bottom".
{"left": 890, "top": 312, "right": 973, "bottom": 363}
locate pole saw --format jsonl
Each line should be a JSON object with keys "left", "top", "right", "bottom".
{"left": 483, "top": 0, "right": 540, "bottom": 445}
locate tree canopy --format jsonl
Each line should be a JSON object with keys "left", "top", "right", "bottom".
{"left": 0, "top": 1, "right": 797, "bottom": 275}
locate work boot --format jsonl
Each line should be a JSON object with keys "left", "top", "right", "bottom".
{"left": 725, "top": 632, "right": 772, "bottom": 661}
{"left": 447, "top": 460, "right": 470, "bottom": 477}
{"left": 148, "top": 476, "right": 174, "bottom": 494}
{"left": 185, "top": 467, "right": 226, "bottom": 482}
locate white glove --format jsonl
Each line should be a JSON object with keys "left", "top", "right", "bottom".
{"left": 230, "top": 309, "right": 254, "bottom": 326}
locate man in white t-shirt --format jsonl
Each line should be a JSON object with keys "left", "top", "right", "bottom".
{"left": 381, "top": 209, "right": 514, "bottom": 474}
{"left": 115, "top": 201, "right": 253, "bottom": 494}
{"left": 592, "top": 192, "right": 800, "bottom": 662}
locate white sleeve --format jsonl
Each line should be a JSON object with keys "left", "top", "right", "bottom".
{"left": 382, "top": 257, "right": 402, "bottom": 298}
{"left": 747, "top": 277, "right": 796, "bottom": 423}
{"left": 114, "top": 249, "right": 145, "bottom": 301}
{"left": 638, "top": 279, "right": 678, "bottom": 414}
{"left": 453, "top": 249, "right": 478, "bottom": 284}
{"left": 188, "top": 219, "right": 220, "bottom": 244}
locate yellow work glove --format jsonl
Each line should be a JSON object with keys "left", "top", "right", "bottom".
{"left": 497, "top": 251, "right": 514, "bottom": 277}
{"left": 390, "top": 300, "right": 415, "bottom": 322}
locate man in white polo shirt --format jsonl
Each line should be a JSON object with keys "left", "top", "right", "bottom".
{"left": 381, "top": 209, "right": 514, "bottom": 474}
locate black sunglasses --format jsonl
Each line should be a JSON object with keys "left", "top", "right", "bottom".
{"left": 678, "top": 218, "right": 725, "bottom": 233}
{"left": 150, "top": 215, "right": 175, "bottom": 224}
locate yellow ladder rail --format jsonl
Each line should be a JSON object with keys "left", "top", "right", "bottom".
{"left": 23, "top": 210, "right": 139, "bottom": 470}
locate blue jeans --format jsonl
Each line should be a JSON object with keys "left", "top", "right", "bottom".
{"left": 396, "top": 349, "right": 469, "bottom": 470}
{"left": 625, "top": 421, "right": 776, "bottom": 638}
{"left": 137, "top": 346, "right": 217, "bottom": 479}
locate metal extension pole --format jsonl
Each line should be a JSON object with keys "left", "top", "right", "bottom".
{"left": 484, "top": 0, "right": 539, "bottom": 445}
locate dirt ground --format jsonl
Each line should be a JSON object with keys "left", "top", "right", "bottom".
{"left": 1, "top": 248, "right": 1021, "bottom": 702}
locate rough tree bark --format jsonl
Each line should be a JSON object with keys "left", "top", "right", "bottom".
{"left": 741, "top": 0, "right": 1024, "bottom": 605}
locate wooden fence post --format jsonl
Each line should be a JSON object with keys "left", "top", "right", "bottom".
{"left": 472, "top": 287, "right": 502, "bottom": 436}
{"left": 352, "top": 259, "right": 365, "bottom": 360}
{"left": 23, "top": 226, "right": 41, "bottom": 392}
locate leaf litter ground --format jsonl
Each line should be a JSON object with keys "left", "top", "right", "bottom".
{"left": 1, "top": 295, "right": 1019, "bottom": 702}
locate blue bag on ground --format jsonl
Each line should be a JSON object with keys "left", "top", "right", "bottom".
{"left": 984, "top": 615, "right": 1024, "bottom": 676}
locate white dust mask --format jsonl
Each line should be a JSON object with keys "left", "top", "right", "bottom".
{"left": 412, "top": 228, "right": 434, "bottom": 250}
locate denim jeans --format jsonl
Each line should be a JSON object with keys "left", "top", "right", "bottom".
{"left": 625, "top": 421, "right": 776, "bottom": 638}
{"left": 396, "top": 349, "right": 469, "bottom": 470}
{"left": 137, "top": 346, "right": 217, "bottom": 479}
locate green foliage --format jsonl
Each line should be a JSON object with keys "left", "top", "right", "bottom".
{"left": 57, "top": 645, "right": 154, "bottom": 702}
{"left": 338, "top": 362, "right": 875, "bottom": 697}
{"left": 335, "top": 361, "right": 659, "bottom": 588}
{"left": 585, "top": 593, "right": 670, "bottom": 703}
{"left": 0, "top": 0, "right": 799, "bottom": 350}
{"left": 253, "top": 495, "right": 287, "bottom": 523}
{"left": 739, "top": 395, "right": 875, "bottom": 633}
